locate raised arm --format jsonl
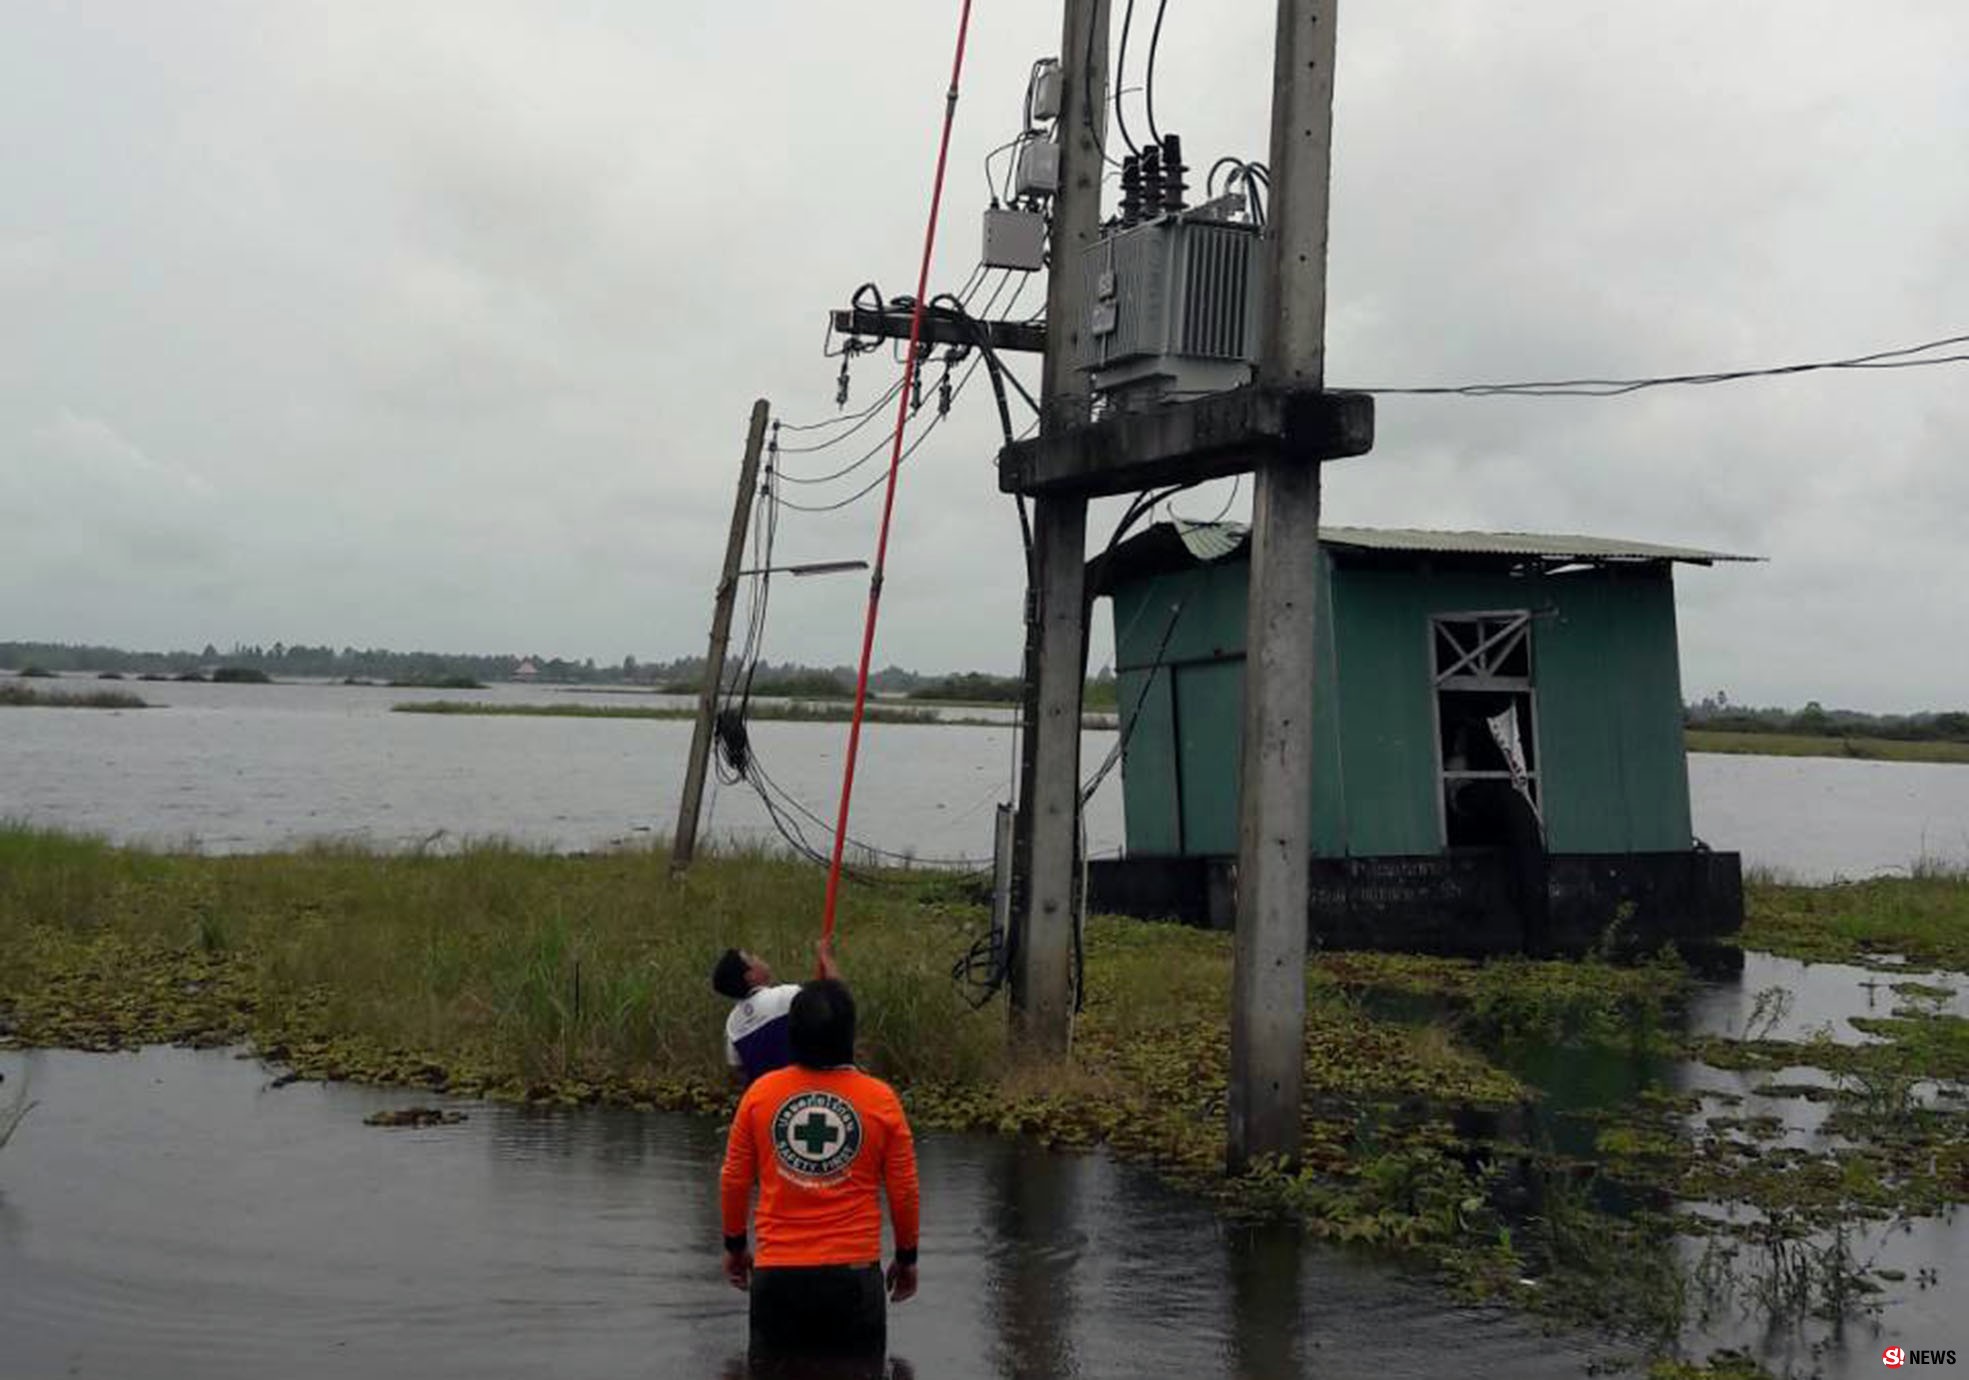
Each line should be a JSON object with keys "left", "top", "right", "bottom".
{"left": 816, "top": 934, "right": 843, "bottom": 982}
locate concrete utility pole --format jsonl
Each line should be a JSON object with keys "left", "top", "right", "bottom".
{"left": 1227, "top": 0, "right": 1341, "bottom": 1172}
{"left": 1010, "top": 0, "right": 1110, "bottom": 1053}
{"left": 672, "top": 399, "right": 771, "bottom": 871}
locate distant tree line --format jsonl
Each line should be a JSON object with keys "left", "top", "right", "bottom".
{"left": 0, "top": 642, "right": 1046, "bottom": 696}
{"left": 1686, "top": 692, "right": 1969, "bottom": 743}
{"left": 910, "top": 672, "right": 1025, "bottom": 703}
{"left": 2, "top": 641, "right": 563, "bottom": 684}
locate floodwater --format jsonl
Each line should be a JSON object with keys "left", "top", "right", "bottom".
{"left": 1501, "top": 951, "right": 1969, "bottom": 1379}
{"left": 7, "top": 676, "right": 1969, "bottom": 881}
{"left": 0, "top": 678, "right": 1086, "bottom": 867}
{"left": 0, "top": 1047, "right": 1601, "bottom": 1380}
{"left": 6, "top": 957, "right": 1960, "bottom": 1379}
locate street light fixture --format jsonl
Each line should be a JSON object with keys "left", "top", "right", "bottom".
{"left": 734, "top": 559, "right": 869, "bottom": 578}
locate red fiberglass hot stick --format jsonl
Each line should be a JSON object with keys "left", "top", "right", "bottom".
{"left": 819, "top": 0, "right": 977, "bottom": 957}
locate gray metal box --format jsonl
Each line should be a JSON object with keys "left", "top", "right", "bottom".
{"left": 1084, "top": 215, "right": 1262, "bottom": 403}
{"left": 1013, "top": 139, "right": 1061, "bottom": 198}
{"left": 983, "top": 207, "right": 1046, "bottom": 272}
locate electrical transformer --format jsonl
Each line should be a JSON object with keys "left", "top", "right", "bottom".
{"left": 1083, "top": 207, "right": 1263, "bottom": 407}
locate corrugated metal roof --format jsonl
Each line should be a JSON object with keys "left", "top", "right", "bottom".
{"left": 1172, "top": 521, "right": 1248, "bottom": 562}
{"left": 1172, "top": 520, "right": 1756, "bottom": 565}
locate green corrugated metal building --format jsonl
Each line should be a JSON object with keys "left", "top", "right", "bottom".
{"left": 1087, "top": 521, "right": 1754, "bottom": 954}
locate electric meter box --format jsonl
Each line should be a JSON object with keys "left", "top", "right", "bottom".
{"left": 1028, "top": 60, "right": 1064, "bottom": 122}
{"left": 1013, "top": 139, "right": 1062, "bottom": 199}
{"left": 983, "top": 207, "right": 1047, "bottom": 272}
{"left": 1083, "top": 213, "right": 1263, "bottom": 404}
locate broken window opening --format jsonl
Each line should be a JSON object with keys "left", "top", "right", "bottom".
{"left": 1433, "top": 612, "right": 1541, "bottom": 850}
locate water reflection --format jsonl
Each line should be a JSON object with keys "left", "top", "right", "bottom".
{"left": 984, "top": 1140, "right": 1082, "bottom": 1378}
{"left": 720, "top": 1351, "right": 918, "bottom": 1380}
{"left": 1689, "top": 951, "right": 1969, "bottom": 1045}
{"left": 1226, "top": 1223, "right": 1303, "bottom": 1380}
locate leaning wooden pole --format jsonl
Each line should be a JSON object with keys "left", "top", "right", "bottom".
{"left": 672, "top": 399, "right": 771, "bottom": 871}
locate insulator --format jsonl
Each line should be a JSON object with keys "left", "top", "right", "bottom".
{"left": 1160, "top": 133, "right": 1188, "bottom": 214}
{"left": 1139, "top": 145, "right": 1164, "bottom": 221}
{"left": 911, "top": 371, "right": 923, "bottom": 415}
{"left": 937, "top": 372, "right": 952, "bottom": 418}
{"left": 835, "top": 356, "right": 851, "bottom": 408}
{"left": 1118, "top": 154, "right": 1143, "bottom": 227}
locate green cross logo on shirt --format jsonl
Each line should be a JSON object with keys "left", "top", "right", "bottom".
{"left": 771, "top": 1091, "right": 863, "bottom": 1179}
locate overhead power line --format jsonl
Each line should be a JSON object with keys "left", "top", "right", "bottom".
{"left": 772, "top": 279, "right": 1035, "bottom": 504}
{"left": 1355, "top": 330, "right": 1969, "bottom": 398}
{"left": 1143, "top": 0, "right": 1171, "bottom": 145}
{"left": 1113, "top": 0, "right": 1141, "bottom": 156}
{"left": 775, "top": 269, "right": 1015, "bottom": 451}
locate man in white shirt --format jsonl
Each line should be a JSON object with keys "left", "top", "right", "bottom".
{"left": 712, "top": 937, "right": 841, "bottom": 1086}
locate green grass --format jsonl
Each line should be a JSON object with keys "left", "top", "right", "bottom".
{"left": 1687, "top": 729, "right": 1969, "bottom": 765}
{"left": 0, "top": 683, "right": 148, "bottom": 709}
{"left": 0, "top": 829, "right": 1501, "bottom": 1114}
{"left": 0, "top": 828, "right": 999, "bottom": 1093}
{"left": 1744, "top": 868, "right": 1969, "bottom": 970}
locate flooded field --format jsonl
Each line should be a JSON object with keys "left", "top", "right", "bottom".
{"left": 2, "top": 937, "right": 1963, "bottom": 1379}
{"left": 5, "top": 679, "right": 1968, "bottom": 1377}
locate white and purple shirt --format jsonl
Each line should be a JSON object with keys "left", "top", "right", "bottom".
{"left": 724, "top": 983, "right": 800, "bottom": 1083}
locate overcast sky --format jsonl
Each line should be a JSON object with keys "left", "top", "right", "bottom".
{"left": 3, "top": 1, "right": 1965, "bottom": 711}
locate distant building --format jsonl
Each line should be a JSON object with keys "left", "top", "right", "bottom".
{"left": 1087, "top": 521, "right": 1756, "bottom": 956}
{"left": 514, "top": 659, "right": 539, "bottom": 681}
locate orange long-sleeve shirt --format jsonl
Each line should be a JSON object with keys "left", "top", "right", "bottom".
{"left": 720, "top": 1065, "right": 920, "bottom": 1268}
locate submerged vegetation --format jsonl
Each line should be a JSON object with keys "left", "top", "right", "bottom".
{"left": 1743, "top": 865, "right": 1969, "bottom": 970}
{"left": 389, "top": 699, "right": 1120, "bottom": 730}
{"left": 392, "top": 699, "right": 949, "bottom": 726}
{"left": 2, "top": 827, "right": 1965, "bottom": 1368}
{"left": 1686, "top": 729, "right": 1969, "bottom": 766}
{"left": 0, "top": 683, "right": 148, "bottom": 710}
{"left": 386, "top": 675, "right": 486, "bottom": 690}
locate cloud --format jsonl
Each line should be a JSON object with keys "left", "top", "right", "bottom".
{"left": 0, "top": 0, "right": 1965, "bottom": 710}
{"left": 31, "top": 408, "right": 210, "bottom": 493}
{"left": 0, "top": 234, "right": 58, "bottom": 293}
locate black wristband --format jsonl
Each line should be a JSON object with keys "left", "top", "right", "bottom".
{"left": 894, "top": 1246, "right": 918, "bottom": 1267}
{"left": 723, "top": 1235, "right": 748, "bottom": 1254}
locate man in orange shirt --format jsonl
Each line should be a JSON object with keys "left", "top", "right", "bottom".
{"left": 720, "top": 978, "right": 920, "bottom": 1360}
